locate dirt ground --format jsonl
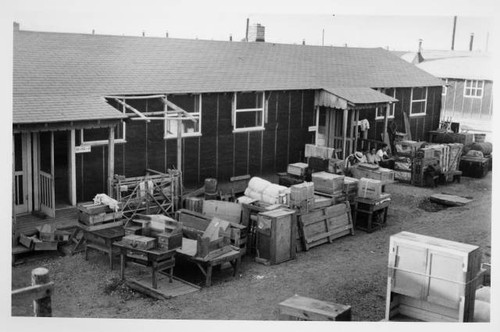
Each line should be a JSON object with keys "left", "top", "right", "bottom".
{"left": 11, "top": 173, "right": 492, "bottom": 322}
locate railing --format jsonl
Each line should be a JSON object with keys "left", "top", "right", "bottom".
{"left": 39, "top": 171, "right": 53, "bottom": 209}
{"left": 12, "top": 268, "right": 53, "bottom": 317}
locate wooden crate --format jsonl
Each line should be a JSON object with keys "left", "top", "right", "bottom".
{"left": 287, "top": 162, "right": 309, "bottom": 177}
{"left": 277, "top": 295, "right": 351, "bottom": 321}
{"left": 386, "top": 231, "right": 482, "bottom": 322}
{"left": 256, "top": 208, "right": 297, "bottom": 265}
{"left": 311, "top": 172, "right": 344, "bottom": 195}
{"left": 459, "top": 156, "right": 490, "bottom": 178}
{"left": 297, "top": 202, "right": 354, "bottom": 251}
{"left": 351, "top": 165, "right": 395, "bottom": 183}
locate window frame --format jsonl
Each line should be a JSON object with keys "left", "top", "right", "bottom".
{"left": 464, "top": 80, "right": 484, "bottom": 98}
{"left": 81, "top": 102, "right": 127, "bottom": 146}
{"left": 375, "top": 88, "right": 396, "bottom": 120}
{"left": 409, "top": 87, "right": 428, "bottom": 117}
{"left": 232, "top": 91, "right": 266, "bottom": 133}
{"left": 164, "top": 94, "right": 203, "bottom": 139}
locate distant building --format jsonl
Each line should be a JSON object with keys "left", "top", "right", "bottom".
{"left": 396, "top": 50, "right": 493, "bottom": 136}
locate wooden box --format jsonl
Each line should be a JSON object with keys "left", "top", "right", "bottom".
{"left": 278, "top": 295, "right": 351, "bottom": 321}
{"left": 459, "top": 156, "right": 490, "bottom": 178}
{"left": 357, "top": 178, "right": 382, "bottom": 200}
{"left": 351, "top": 165, "right": 395, "bottom": 183}
{"left": 78, "top": 211, "right": 123, "bottom": 226}
{"left": 287, "top": 162, "right": 309, "bottom": 177}
{"left": 311, "top": 172, "right": 344, "bottom": 195}
{"left": 122, "top": 235, "right": 157, "bottom": 250}
{"left": 157, "top": 232, "right": 183, "bottom": 250}
{"left": 308, "top": 157, "right": 329, "bottom": 172}
{"left": 256, "top": 208, "right": 297, "bottom": 265}
{"left": 328, "top": 158, "right": 344, "bottom": 174}
{"left": 290, "top": 182, "right": 315, "bottom": 202}
{"left": 386, "top": 231, "right": 482, "bottom": 322}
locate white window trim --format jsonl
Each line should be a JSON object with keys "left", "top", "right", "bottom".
{"left": 409, "top": 87, "right": 428, "bottom": 117}
{"left": 375, "top": 88, "right": 396, "bottom": 120}
{"left": 81, "top": 101, "right": 127, "bottom": 146}
{"left": 232, "top": 92, "right": 265, "bottom": 132}
{"left": 164, "top": 94, "right": 202, "bottom": 139}
{"left": 464, "top": 79, "right": 484, "bottom": 99}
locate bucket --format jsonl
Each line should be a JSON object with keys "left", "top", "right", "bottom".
{"left": 204, "top": 178, "right": 218, "bottom": 194}
{"left": 474, "top": 134, "right": 486, "bottom": 143}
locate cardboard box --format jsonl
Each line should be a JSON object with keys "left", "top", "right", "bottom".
{"left": 357, "top": 178, "right": 382, "bottom": 200}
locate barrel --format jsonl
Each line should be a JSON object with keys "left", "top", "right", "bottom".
{"left": 204, "top": 178, "right": 218, "bottom": 194}
{"left": 474, "top": 133, "right": 486, "bottom": 143}
{"left": 185, "top": 197, "right": 203, "bottom": 213}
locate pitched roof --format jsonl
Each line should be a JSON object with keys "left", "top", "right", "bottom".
{"left": 14, "top": 30, "right": 442, "bottom": 124}
{"left": 323, "top": 87, "right": 398, "bottom": 104}
{"left": 417, "top": 56, "right": 493, "bottom": 81}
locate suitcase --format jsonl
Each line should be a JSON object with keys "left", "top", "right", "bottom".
{"left": 459, "top": 156, "right": 490, "bottom": 178}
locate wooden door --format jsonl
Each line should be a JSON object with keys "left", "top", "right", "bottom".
{"left": 37, "top": 132, "right": 55, "bottom": 218}
{"left": 13, "top": 133, "right": 32, "bottom": 214}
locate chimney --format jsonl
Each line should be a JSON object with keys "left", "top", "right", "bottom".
{"left": 469, "top": 33, "right": 474, "bottom": 51}
{"left": 13, "top": 22, "right": 20, "bottom": 31}
{"left": 413, "top": 39, "right": 425, "bottom": 64}
{"left": 248, "top": 23, "right": 265, "bottom": 42}
{"left": 245, "top": 18, "right": 249, "bottom": 42}
{"left": 418, "top": 39, "right": 423, "bottom": 53}
{"left": 166, "top": 31, "right": 169, "bottom": 38}
{"left": 92, "top": 29, "right": 95, "bottom": 35}
{"left": 142, "top": 31, "right": 145, "bottom": 37}
{"left": 451, "top": 16, "right": 457, "bottom": 50}
{"left": 302, "top": 39, "right": 306, "bottom": 45}
{"left": 229, "top": 34, "right": 233, "bottom": 41}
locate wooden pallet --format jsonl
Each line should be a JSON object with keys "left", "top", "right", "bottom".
{"left": 297, "top": 201, "right": 354, "bottom": 251}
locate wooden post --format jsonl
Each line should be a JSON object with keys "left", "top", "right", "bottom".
{"left": 69, "top": 130, "right": 76, "bottom": 205}
{"left": 177, "top": 121, "right": 183, "bottom": 172}
{"left": 342, "top": 108, "right": 348, "bottom": 159}
{"left": 31, "top": 268, "right": 52, "bottom": 317}
{"left": 107, "top": 126, "right": 115, "bottom": 197}
{"left": 383, "top": 104, "right": 390, "bottom": 143}
{"left": 12, "top": 136, "right": 17, "bottom": 245}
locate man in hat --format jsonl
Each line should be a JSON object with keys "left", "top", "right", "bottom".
{"left": 344, "top": 151, "right": 366, "bottom": 175}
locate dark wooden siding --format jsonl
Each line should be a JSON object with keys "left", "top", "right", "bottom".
{"left": 360, "top": 86, "right": 442, "bottom": 143}
{"left": 76, "top": 90, "right": 315, "bottom": 201}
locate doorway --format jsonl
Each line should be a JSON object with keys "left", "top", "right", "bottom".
{"left": 54, "top": 131, "right": 71, "bottom": 209}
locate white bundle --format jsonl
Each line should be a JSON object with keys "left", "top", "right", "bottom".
{"left": 244, "top": 188, "right": 263, "bottom": 201}
{"left": 93, "top": 193, "right": 120, "bottom": 212}
{"left": 247, "top": 177, "right": 272, "bottom": 192}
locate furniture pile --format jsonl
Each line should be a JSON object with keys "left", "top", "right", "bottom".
{"left": 19, "top": 223, "right": 72, "bottom": 252}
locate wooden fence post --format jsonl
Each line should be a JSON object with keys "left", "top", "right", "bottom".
{"left": 31, "top": 267, "right": 52, "bottom": 317}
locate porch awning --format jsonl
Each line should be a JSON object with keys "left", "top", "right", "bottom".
{"left": 315, "top": 87, "right": 398, "bottom": 109}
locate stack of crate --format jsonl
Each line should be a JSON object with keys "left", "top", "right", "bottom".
{"left": 357, "top": 178, "right": 383, "bottom": 200}
{"left": 77, "top": 202, "right": 124, "bottom": 230}
{"left": 289, "top": 182, "right": 315, "bottom": 213}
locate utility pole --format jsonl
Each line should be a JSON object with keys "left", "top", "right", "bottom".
{"left": 451, "top": 16, "right": 457, "bottom": 50}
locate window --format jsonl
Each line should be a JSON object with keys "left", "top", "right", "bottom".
{"left": 375, "top": 88, "right": 396, "bottom": 120}
{"left": 410, "top": 87, "right": 428, "bottom": 116}
{"left": 442, "top": 79, "right": 449, "bottom": 96}
{"left": 232, "top": 92, "right": 265, "bottom": 132}
{"left": 81, "top": 124, "right": 126, "bottom": 146}
{"left": 464, "top": 80, "right": 484, "bottom": 98}
{"left": 165, "top": 95, "right": 202, "bottom": 139}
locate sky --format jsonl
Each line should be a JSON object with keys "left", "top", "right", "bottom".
{"left": 3, "top": 0, "right": 499, "bottom": 51}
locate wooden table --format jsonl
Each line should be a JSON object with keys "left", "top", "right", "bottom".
{"left": 176, "top": 238, "right": 242, "bottom": 287}
{"left": 353, "top": 195, "right": 391, "bottom": 233}
{"left": 83, "top": 226, "right": 125, "bottom": 270}
{"left": 113, "top": 241, "right": 176, "bottom": 289}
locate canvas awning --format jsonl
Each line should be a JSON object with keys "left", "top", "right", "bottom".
{"left": 315, "top": 87, "right": 398, "bottom": 109}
